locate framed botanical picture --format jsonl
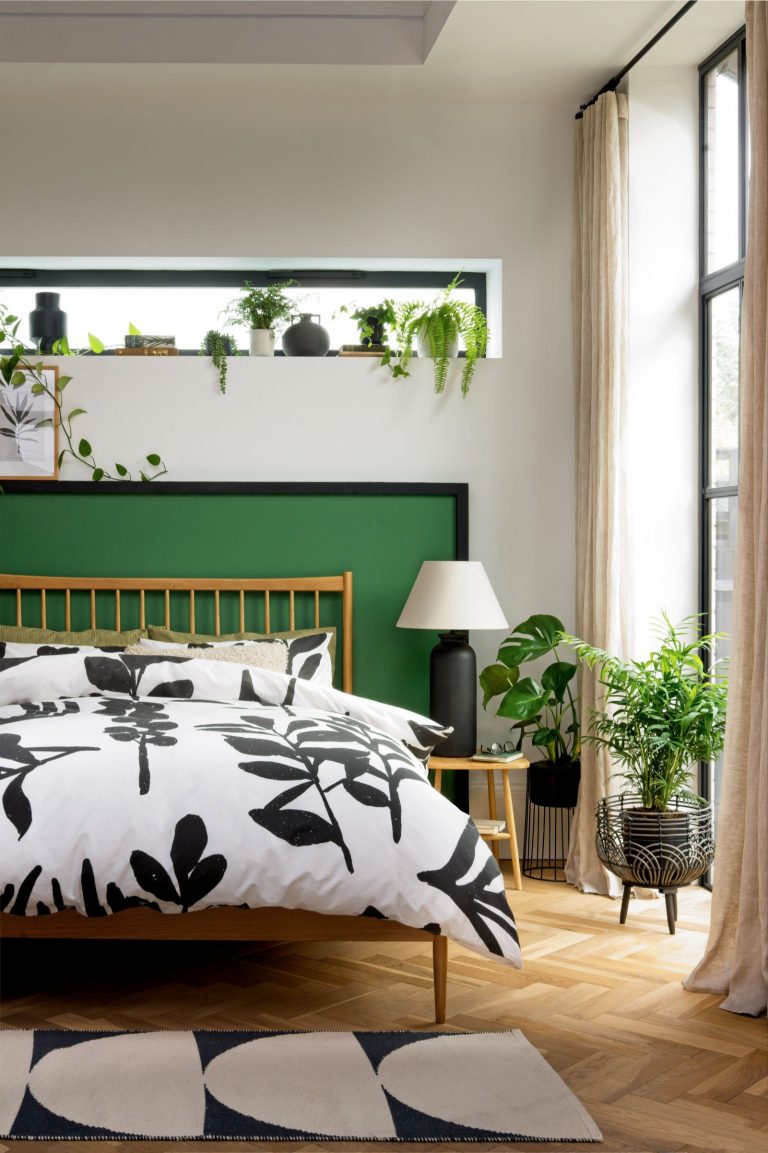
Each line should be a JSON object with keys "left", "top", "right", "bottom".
{"left": 0, "top": 366, "right": 59, "bottom": 480}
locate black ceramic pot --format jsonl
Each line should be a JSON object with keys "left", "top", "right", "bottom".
{"left": 29, "top": 292, "right": 67, "bottom": 353}
{"left": 528, "top": 759, "right": 581, "bottom": 808}
{"left": 282, "top": 313, "right": 330, "bottom": 357}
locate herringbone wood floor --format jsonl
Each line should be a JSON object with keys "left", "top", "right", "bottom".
{"left": 1, "top": 873, "right": 765, "bottom": 1153}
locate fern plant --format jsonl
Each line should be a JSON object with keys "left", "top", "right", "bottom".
{"left": 384, "top": 275, "right": 489, "bottom": 395}
{"left": 224, "top": 280, "right": 297, "bottom": 332}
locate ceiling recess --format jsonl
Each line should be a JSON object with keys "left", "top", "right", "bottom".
{"left": 0, "top": 1, "right": 456, "bottom": 64}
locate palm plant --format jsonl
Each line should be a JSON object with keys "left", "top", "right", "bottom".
{"left": 564, "top": 614, "right": 728, "bottom": 811}
{"left": 385, "top": 274, "right": 488, "bottom": 395}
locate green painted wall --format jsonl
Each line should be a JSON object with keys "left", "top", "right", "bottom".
{"left": 0, "top": 491, "right": 457, "bottom": 717}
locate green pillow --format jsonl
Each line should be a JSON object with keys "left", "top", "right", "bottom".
{"left": 147, "top": 625, "right": 337, "bottom": 674}
{"left": 0, "top": 625, "right": 147, "bottom": 647}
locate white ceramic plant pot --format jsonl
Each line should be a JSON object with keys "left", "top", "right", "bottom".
{"left": 416, "top": 330, "right": 459, "bottom": 359}
{"left": 249, "top": 329, "right": 276, "bottom": 357}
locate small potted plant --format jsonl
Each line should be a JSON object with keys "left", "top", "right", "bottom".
{"left": 385, "top": 274, "right": 488, "bottom": 395}
{"left": 340, "top": 300, "right": 397, "bottom": 350}
{"left": 223, "top": 280, "right": 296, "bottom": 357}
{"left": 201, "top": 329, "right": 237, "bottom": 394}
{"left": 480, "top": 614, "right": 581, "bottom": 808}
{"left": 565, "top": 615, "right": 727, "bottom": 902}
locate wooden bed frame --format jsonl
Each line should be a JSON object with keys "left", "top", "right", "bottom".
{"left": 0, "top": 571, "right": 448, "bottom": 1023}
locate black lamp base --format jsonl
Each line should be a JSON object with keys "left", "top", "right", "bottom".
{"left": 429, "top": 631, "right": 477, "bottom": 758}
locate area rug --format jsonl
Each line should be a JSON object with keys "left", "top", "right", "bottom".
{"left": 0, "top": 1029, "right": 602, "bottom": 1142}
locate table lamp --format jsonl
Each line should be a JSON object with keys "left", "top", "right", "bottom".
{"left": 397, "top": 560, "right": 508, "bottom": 757}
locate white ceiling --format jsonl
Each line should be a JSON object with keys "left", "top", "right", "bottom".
{"left": 0, "top": 0, "right": 746, "bottom": 106}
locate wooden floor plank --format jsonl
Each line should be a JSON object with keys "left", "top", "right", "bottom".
{"left": 1, "top": 873, "right": 766, "bottom": 1153}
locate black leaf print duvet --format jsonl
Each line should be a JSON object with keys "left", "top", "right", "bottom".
{"left": 0, "top": 652, "right": 521, "bottom": 965}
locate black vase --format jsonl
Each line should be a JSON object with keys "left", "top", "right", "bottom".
{"left": 282, "top": 313, "right": 330, "bottom": 357}
{"left": 29, "top": 292, "right": 67, "bottom": 353}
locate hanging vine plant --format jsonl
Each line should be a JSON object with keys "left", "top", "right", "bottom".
{"left": 0, "top": 299, "right": 167, "bottom": 482}
{"left": 201, "top": 329, "right": 237, "bottom": 394}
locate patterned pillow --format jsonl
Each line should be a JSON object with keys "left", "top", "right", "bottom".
{"left": 142, "top": 630, "right": 335, "bottom": 686}
{"left": 124, "top": 640, "right": 289, "bottom": 675}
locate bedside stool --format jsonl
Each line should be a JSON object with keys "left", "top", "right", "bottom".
{"left": 428, "top": 755, "right": 529, "bottom": 891}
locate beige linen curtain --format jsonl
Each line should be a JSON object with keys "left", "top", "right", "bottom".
{"left": 567, "top": 92, "right": 631, "bottom": 896}
{"left": 685, "top": 1, "right": 768, "bottom": 1017}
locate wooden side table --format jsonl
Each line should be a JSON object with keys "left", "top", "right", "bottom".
{"left": 428, "top": 755, "right": 529, "bottom": 891}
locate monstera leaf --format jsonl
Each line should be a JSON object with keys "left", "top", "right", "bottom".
{"left": 498, "top": 615, "right": 565, "bottom": 668}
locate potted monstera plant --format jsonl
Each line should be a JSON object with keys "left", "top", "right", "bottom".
{"left": 565, "top": 615, "right": 727, "bottom": 890}
{"left": 480, "top": 614, "right": 580, "bottom": 808}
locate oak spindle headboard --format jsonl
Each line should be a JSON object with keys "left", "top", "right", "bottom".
{"left": 0, "top": 572, "right": 353, "bottom": 693}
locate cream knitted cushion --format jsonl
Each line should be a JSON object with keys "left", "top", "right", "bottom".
{"left": 123, "top": 639, "right": 289, "bottom": 675}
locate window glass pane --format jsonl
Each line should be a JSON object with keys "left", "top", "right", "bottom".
{"left": 1, "top": 283, "right": 477, "bottom": 353}
{"left": 705, "top": 49, "right": 740, "bottom": 274}
{"left": 707, "top": 494, "right": 737, "bottom": 816}
{"left": 708, "top": 287, "right": 740, "bottom": 487}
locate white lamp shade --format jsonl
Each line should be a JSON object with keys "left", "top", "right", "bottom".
{"left": 396, "top": 561, "right": 508, "bottom": 631}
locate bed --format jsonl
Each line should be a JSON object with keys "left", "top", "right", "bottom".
{"left": 0, "top": 572, "right": 521, "bottom": 1023}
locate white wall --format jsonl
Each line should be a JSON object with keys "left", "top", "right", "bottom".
{"left": 2, "top": 81, "right": 576, "bottom": 832}
{"left": 627, "top": 65, "right": 700, "bottom": 653}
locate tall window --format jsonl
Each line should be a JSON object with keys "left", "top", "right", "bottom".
{"left": 699, "top": 29, "right": 747, "bottom": 819}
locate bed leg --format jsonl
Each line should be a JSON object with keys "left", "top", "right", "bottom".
{"left": 432, "top": 935, "right": 448, "bottom": 1024}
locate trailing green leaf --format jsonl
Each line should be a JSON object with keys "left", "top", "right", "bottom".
{"left": 0, "top": 296, "right": 169, "bottom": 483}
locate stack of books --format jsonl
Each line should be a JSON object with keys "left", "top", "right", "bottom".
{"left": 473, "top": 817, "right": 506, "bottom": 836}
{"left": 470, "top": 750, "right": 524, "bottom": 763}
{"left": 338, "top": 344, "right": 387, "bottom": 357}
{"left": 116, "top": 335, "right": 179, "bottom": 357}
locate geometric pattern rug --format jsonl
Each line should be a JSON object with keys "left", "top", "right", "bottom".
{"left": 0, "top": 1029, "right": 602, "bottom": 1142}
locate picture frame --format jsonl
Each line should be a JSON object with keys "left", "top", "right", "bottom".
{"left": 0, "top": 366, "right": 59, "bottom": 480}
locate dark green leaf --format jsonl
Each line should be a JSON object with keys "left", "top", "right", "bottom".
{"left": 479, "top": 662, "right": 517, "bottom": 707}
{"left": 532, "top": 727, "right": 559, "bottom": 747}
{"left": 92, "top": 468, "right": 104, "bottom": 482}
{"left": 498, "top": 614, "right": 566, "bottom": 667}
{"left": 115, "top": 463, "right": 128, "bottom": 477}
{"left": 146, "top": 453, "right": 161, "bottom": 467}
{"left": 496, "top": 676, "right": 547, "bottom": 722}
{"left": 78, "top": 438, "right": 92, "bottom": 458}
{"left": 540, "top": 660, "right": 577, "bottom": 702}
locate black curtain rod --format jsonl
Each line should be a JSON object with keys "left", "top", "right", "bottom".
{"left": 575, "top": 0, "right": 698, "bottom": 119}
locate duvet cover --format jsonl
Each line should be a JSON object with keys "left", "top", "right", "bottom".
{"left": 0, "top": 651, "right": 521, "bottom": 965}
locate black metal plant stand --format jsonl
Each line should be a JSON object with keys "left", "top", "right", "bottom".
{"left": 596, "top": 795, "right": 714, "bottom": 934}
{"left": 522, "top": 760, "right": 581, "bottom": 883}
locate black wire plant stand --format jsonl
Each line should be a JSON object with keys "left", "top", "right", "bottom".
{"left": 595, "top": 794, "right": 714, "bottom": 933}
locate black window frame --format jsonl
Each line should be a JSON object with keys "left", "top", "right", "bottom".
{"left": 0, "top": 268, "right": 487, "bottom": 355}
{"left": 698, "top": 27, "right": 747, "bottom": 872}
